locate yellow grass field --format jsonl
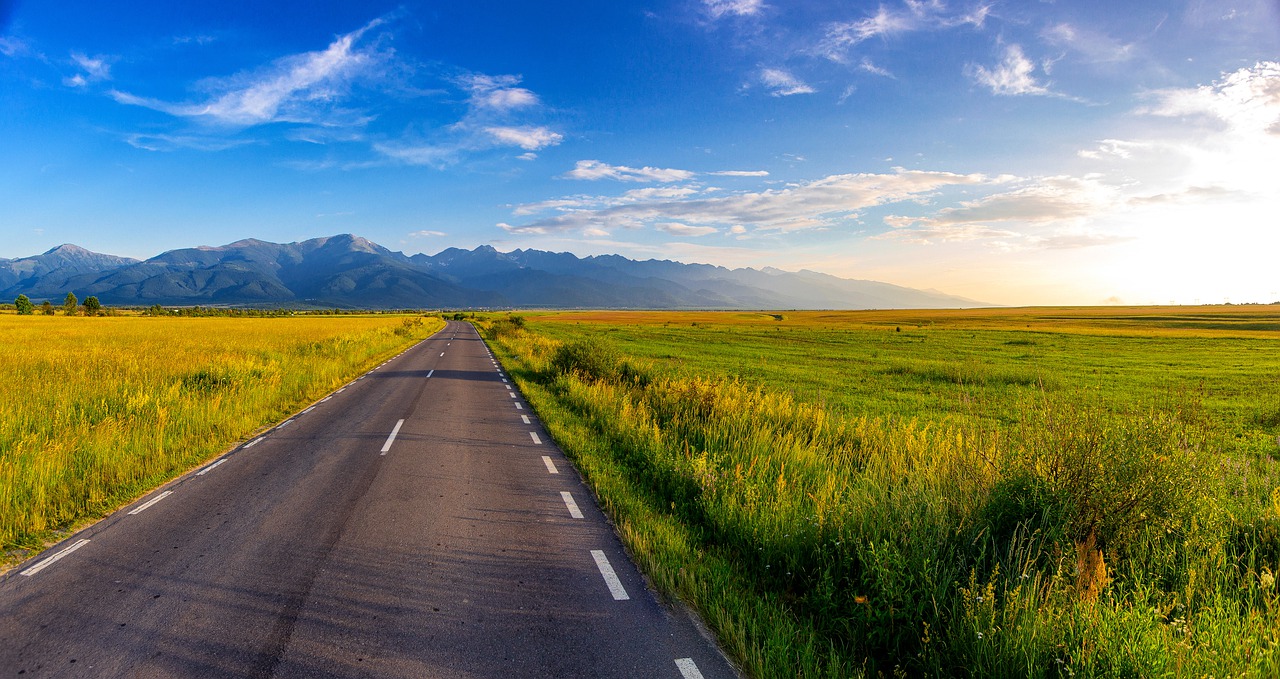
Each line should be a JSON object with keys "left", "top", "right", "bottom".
{"left": 0, "top": 314, "right": 443, "bottom": 565}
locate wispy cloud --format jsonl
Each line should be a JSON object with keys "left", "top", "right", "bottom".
{"left": 708, "top": 169, "right": 769, "bottom": 177}
{"left": 859, "top": 58, "right": 895, "bottom": 78}
{"left": 1041, "top": 23, "right": 1135, "bottom": 64}
{"left": 111, "top": 17, "right": 391, "bottom": 127}
{"left": 758, "top": 68, "right": 815, "bottom": 96}
{"left": 968, "top": 44, "right": 1053, "bottom": 96}
{"left": 409, "top": 230, "right": 447, "bottom": 237}
{"left": 483, "top": 126, "right": 563, "bottom": 150}
{"left": 459, "top": 73, "right": 540, "bottom": 111}
{"left": 657, "top": 222, "right": 719, "bottom": 236}
{"left": 0, "top": 36, "right": 30, "bottom": 57}
{"left": 123, "top": 133, "right": 257, "bottom": 152}
{"left": 703, "top": 0, "right": 766, "bottom": 19}
{"left": 564, "top": 159, "right": 696, "bottom": 182}
{"left": 818, "top": 1, "right": 990, "bottom": 63}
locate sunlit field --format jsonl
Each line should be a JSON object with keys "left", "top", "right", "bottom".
{"left": 481, "top": 306, "right": 1280, "bottom": 677}
{"left": 0, "top": 314, "right": 443, "bottom": 565}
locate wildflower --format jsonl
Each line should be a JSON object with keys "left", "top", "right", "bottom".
{"left": 1261, "top": 570, "right": 1275, "bottom": 590}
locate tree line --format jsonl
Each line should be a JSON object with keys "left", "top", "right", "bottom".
{"left": 12, "top": 293, "right": 102, "bottom": 316}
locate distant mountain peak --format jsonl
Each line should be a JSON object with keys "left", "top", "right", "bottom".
{"left": 43, "top": 243, "right": 93, "bottom": 256}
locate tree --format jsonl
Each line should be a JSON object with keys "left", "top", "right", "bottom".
{"left": 83, "top": 296, "right": 102, "bottom": 316}
{"left": 14, "top": 294, "right": 34, "bottom": 315}
{"left": 63, "top": 292, "right": 78, "bottom": 315}
{"left": 41, "top": 301, "right": 54, "bottom": 315}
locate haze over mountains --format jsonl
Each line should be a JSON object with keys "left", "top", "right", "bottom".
{"left": 1, "top": 235, "right": 987, "bottom": 309}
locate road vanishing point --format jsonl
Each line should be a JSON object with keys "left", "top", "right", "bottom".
{"left": 0, "top": 320, "right": 738, "bottom": 679}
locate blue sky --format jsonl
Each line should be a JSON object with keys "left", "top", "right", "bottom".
{"left": 1, "top": 0, "right": 1277, "bottom": 305}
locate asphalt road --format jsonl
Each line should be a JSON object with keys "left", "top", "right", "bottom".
{"left": 0, "top": 320, "right": 739, "bottom": 679}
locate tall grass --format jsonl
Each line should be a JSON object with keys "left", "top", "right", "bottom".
{"left": 483, "top": 316, "right": 1280, "bottom": 677}
{"left": 0, "top": 315, "right": 443, "bottom": 561}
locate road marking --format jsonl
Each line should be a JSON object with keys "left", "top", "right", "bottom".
{"left": 381, "top": 419, "right": 405, "bottom": 455}
{"left": 337, "top": 387, "right": 346, "bottom": 393}
{"left": 561, "top": 491, "right": 584, "bottom": 519}
{"left": 128, "top": 490, "right": 173, "bottom": 515}
{"left": 440, "top": 352, "right": 445, "bottom": 357}
{"left": 320, "top": 396, "right": 331, "bottom": 403}
{"left": 515, "top": 403, "right": 523, "bottom": 410}
{"left": 541, "top": 456, "right": 558, "bottom": 474}
{"left": 509, "top": 392, "right": 516, "bottom": 398}
{"left": 530, "top": 432, "right": 542, "bottom": 445}
{"left": 590, "top": 550, "right": 630, "bottom": 600}
{"left": 506, "top": 385, "right": 513, "bottom": 390}
{"left": 242, "top": 436, "right": 265, "bottom": 449}
{"left": 277, "top": 419, "right": 293, "bottom": 429}
{"left": 675, "top": 658, "right": 705, "bottom": 679}
{"left": 521, "top": 415, "right": 530, "bottom": 424}
{"left": 426, "top": 369, "right": 434, "bottom": 378}
{"left": 502, "top": 378, "right": 508, "bottom": 383}
{"left": 20, "top": 539, "right": 90, "bottom": 577}
{"left": 196, "top": 459, "right": 226, "bottom": 475}
{"left": 302, "top": 406, "right": 315, "bottom": 414}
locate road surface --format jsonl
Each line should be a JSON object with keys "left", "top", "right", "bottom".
{"left": 0, "top": 320, "right": 738, "bottom": 678}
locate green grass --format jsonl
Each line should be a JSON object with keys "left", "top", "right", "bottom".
{"left": 480, "top": 308, "right": 1280, "bottom": 677}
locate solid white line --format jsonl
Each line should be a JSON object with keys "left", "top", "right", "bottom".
{"left": 675, "top": 658, "right": 705, "bottom": 679}
{"left": 426, "top": 369, "right": 434, "bottom": 378}
{"left": 20, "top": 539, "right": 90, "bottom": 577}
{"left": 196, "top": 459, "right": 226, "bottom": 476}
{"left": 242, "top": 436, "right": 265, "bottom": 449}
{"left": 515, "top": 403, "right": 523, "bottom": 410}
{"left": 561, "top": 491, "right": 584, "bottom": 519}
{"left": 521, "top": 415, "right": 530, "bottom": 424}
{"left": 128, "top": 490, "right": 173, "bottom": 515}
{"left": 542, "top": 456, "right": 558, "bottom": 474}
{"left": 380, "top": 419, "right": 405, "bottom": 455}
{"left": 530, "top": 432, "right": 542, "bottom": 445}
{"left": 302, "top": 406, "right": 315, "bottom": 414}
{"left": 277, "top": 419, "right": 293, "bottom": 429}
{"left": 590, "top": 550, "right": 630, "bottom": 600}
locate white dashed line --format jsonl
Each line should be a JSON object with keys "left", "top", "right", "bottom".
{"left": 337, "top": 387, "right": 346, "bottom": 393}
{"left": 277, "top": 419, "right": 293, "bottom": 429}
{"left": 128, "top": 490, "right": 173, "bottom": 515}
{"left": 426, "top": 369, "right": 434, "bottom": 378}
{"left": 320, "top": 396, "right": 331, "bottom": 403}
{"left": 506, "top": 385, "right": 513, "bottom": 390}
{"left": 560, "top": 491, "right": 584, "bottom": 519}
{"left": 380, "top": 419, "right": 405, "bottom": 455}
{"left": 541, "top": 456, "right": 559, "bottom": 474}
{"left": 20, "top": 539, "right": 90, "bottom": 577}
{"left": 590, "top": 550, "right": 630, "bottom": 600}
{"left": 440, "top": 352, "right": 445, "bottom": 357}
{"left": 302, "top": 406, "right": 315, "bottom": 414}
{"left": 521, "top": 415, "right": 530, "bottom": 424}
{"left": 509, "top": 392, "right": 516, "bottom": 398}
{"left": 515, "top": 403, "right": 523, "bottom": 410}
{"left": 242, "top": 436, "right": 264, "bottom": 449}
{"left": 675, "top": 658, "right": 705, "bottom": 679}
{"left": 530, "top": 432, "right": 542, "bottom": 445}
{"left": 196, "top": 459, "right": 226, "bottom": 476}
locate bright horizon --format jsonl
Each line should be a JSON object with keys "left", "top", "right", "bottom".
{"left": 2, "top": 1, "right": 1277, "bottom": 307}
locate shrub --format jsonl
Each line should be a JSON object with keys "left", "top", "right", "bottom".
{"left": 14, "top": 295, "right": 34, "bottom": 315}
{"left": 549, "top": 338, "right": 621, "bottom": 382}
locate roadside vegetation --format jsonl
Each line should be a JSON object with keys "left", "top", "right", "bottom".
{"left": 480, "top": 307, "right": 1280, "bottom": 677}
{"left": 0, "top": 314, "right": 443, "bottom": 567}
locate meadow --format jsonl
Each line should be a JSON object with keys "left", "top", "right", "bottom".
{"left": 0, "top": 314, "right": 443, "bottom": 566}
{"left": 481, "top": 306, "right": 1280, "bottom": 677}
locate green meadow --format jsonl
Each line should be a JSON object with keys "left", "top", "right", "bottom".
{"left": 481, "top": 306, "right": 1280, "bottom": 677}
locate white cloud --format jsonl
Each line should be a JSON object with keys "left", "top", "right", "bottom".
{"left": 63, "top": 74, "right": 88, "bottom": 88}
{"left": 1141, "top": 61, "right": 1280, "bottom": 135}
{"left": 657, "top": 222, "right": 719, "bottom": 236}
{"left": 729, "top": 224, "right": 748, "bottom": 234}
{"left": 70, "top": 52, "right": 111, "bottom": 80}
{"left": 1077, "top": 139, "right": 1149, "bottom": 160}
{"left": 373, "top": 141, "right": 455, "bottom": 167}
{"left": 859, "top": 58, "right": 894, "bottom": 78}
{"left": 483, "top": 126, "right": 564, "bottom": 150}
{"left": 409, "top": 230, "right": 447, "bottom": 237}
{"left": 111, "top": 17, "right": 390, "bottom": 127}
{"left": 459, "top": 73, "right": 540, "bottom": 111}
{"left": 123, "top": 133, "right": 257, "bottom": 152}
{"left": 0, "top": 36, "right": 30, "bottom": 57}
{"left": 818, "top": 1, "right": 990, "bottom": 63}
{"left": 517, "top": 152, "right": 538, "bottom": 161}
{"left": 968, "top": 44, "right": 1052, "bottom": 96}
{"left": 704, "top": 0, "right": 766, "bottom": 19}
{"left": 565, "top": 159, "right": 696, "bottom": 182}
{"left": 1041, "top": 23, "right": 1135, "bottom": 64}
{"left": 759, "top": 68, "right": 815, "bottom": 96}
{"left": 709, "top": 169, "right": 769, "bottom": 177}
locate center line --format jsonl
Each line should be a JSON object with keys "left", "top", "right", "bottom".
{"left": 509, "top": 392, "right": 516, "bottom": 398}
{"left": 20, "top": 539, "right": 91, "bottom": 577}
{"left": 560, "top": 491, "right": 584, "bottom": 519}
{"left": 426, "top": 369, "right": 434, "bottom": 378}
{"left": 515, "top": 403, "right": 523, "bottom": 410}
{"left": 380, "top": 419, "right": 405, "bottom": 455}
{"left": 440, "top": 352, "right": 445, "bottom": 357}
{"left": 675, "top": 658, "right": 706, "bottom": 679}
{"left": 590, "top": 550, "right": 631, "bottom": 600}
{"left": 530, "top": 432, "right": 542, "bottom": 445}
{"left": 506, "top": 385, "right": 512, "bottom": 390}
{"left": 196, "top": 459, "right": 226, "bottom": 476}
{"left": 128, "top": 490, "right": 173, "bottom": 515}
{"left": 521, "top": 415, "right": 530, "bottom": 424}
{"left": 541, "top": 456, "right": 559, "bottom": 474}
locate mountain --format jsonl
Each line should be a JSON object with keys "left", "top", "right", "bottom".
{"left": 3, "top": 234, "right": 989, "bottom": 309}
{"left": 0, "top": 244, "right": 139, "bottom": 298}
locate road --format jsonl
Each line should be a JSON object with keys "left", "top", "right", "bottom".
{"left": 0, "top": 320, "right": 738, "bottom": 678}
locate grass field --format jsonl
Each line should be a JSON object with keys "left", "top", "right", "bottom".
{"left": 481, "top": 306, "right": 1280, "bottom": 677}
{"left": 0, "top": 314, "right": 443, "bottom": 567}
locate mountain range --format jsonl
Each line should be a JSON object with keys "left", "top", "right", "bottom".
{"left": 1, "top": 234, "right": 989, "bottom": 309}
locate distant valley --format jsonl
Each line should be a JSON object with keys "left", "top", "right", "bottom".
{"left": 1, "top": 234, "right": 989, "bottom": 310}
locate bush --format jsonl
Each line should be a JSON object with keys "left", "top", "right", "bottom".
{"left": 549, "top": 338, "right": 622, "bottom": 382}
{"left": 14, "top": 295, "right": 34, "bottom": 315}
